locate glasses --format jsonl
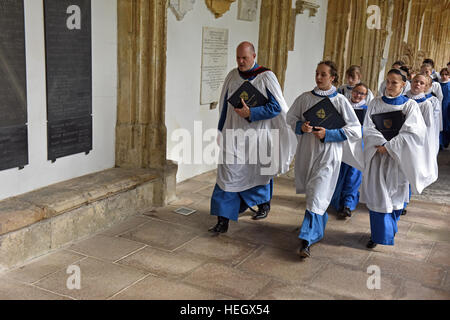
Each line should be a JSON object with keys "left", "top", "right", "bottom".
{"left": 353, "top": 90, "right": 367, "bottom": 96}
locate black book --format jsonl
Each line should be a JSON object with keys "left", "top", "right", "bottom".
{"left": 303, "top": 97, "right": 346, "bottom": 130}
{"left": 355, "top": 109, "right": 367, "bottom": 125}
{"left": 228, "top": 81, "right": 268, "bottom": 109}
{"left": 371, "top": 110, "right": 405, "bottom": 141}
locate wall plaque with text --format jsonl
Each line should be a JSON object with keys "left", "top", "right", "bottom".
{"left": 44, "top": 0, "right": 92, "bottom": 161}
{"left": 0, "top": 0, "right": 29, "bottom": 171}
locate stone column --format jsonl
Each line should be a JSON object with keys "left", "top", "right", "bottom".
{"left": 116, "top": 0, "right": 177, "bottom": 205}
{"left": 257, "top": 0, "right": 292, "bottom": 89}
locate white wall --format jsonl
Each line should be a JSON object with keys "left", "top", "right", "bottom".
{"left": 0, "top": 0, "right": 117, "bottom": 201}
{"left": 166, "top": 0, "right": 261, "bottom": 182}
{"left": 284, "top": 0, "right": 329, "bottom": 107}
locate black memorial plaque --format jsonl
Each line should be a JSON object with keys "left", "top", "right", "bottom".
{"left": 0, "top": 0, "right": 29, "bottom": 171}
{"left": 44, "top": 0, "right": 92, "bottom": 161}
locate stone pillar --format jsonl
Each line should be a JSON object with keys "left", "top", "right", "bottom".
{"left": 116, "top": 0, "right": 177, "bottom": 205}
{"left": 257, "top": 0, "right": 293, "bottom": 89}
{"left": 323, "top": 0, "right": 450, "bottom": 94}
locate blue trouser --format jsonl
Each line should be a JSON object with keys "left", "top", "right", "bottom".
{"left": 330, "top": 162, "right": 362, "bottom": 212}
{"left": 369, "top": 209, "right": 403, "bottom": 245}
{"left": 298, "top": 210, "right": 328, "bottom": 246}
{"left": 210, "top": 180, "right": 273, "bottom": 221}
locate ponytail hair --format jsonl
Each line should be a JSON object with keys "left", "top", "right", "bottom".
{"left": 387, "top": 68, "right": 407, "bottom": 82}
{"left": 318, "top": 60, "right": 339, "bottom": 85}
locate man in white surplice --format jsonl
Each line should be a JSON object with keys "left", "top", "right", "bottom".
{"left": 208, "top": 42, "right": 296, "bottom": 234}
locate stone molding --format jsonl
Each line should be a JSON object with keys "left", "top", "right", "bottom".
{"left": 205, "top": 0, "right": 236, "bottom": 18}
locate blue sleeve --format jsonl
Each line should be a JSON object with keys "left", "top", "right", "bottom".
{"left": 248, "top": 89, "right": 282, "bottom": 122}
{"left": 218, "top": 92, "right": 228, "bottom": 132}
{"left": 323, "top": 128, "right": 347, "bottom": 143}
{"left": 295, "top": 121, "right": 304, "bottom": 135}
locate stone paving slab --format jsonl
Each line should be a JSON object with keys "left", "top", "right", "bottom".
{"left": 68, "top": 234, "right": 146, "bottom": 262}
{"left": 116, "top": 246, "right": 208, "bottom": 279}
{"left": 0, "top": 164, "right": 449, "bottom": 300}
{"left": 33, "top": 257, "right": 148, "bottom": 300}
{"left": 237, "top": 246, "right": 327, "bottom": 285}
{"left": 4, "top": 250, "right": 85, "bottom": 284}
{"left": 182, "top": 262, "right": 271, "bottom": 299}
{"left": 119, "top": 219, "right": 198, "bottom": 251}
{"left": 308, "top": 263, "right": 401, "bottom": 300}
{"left": 174, "top": 234, "right": 259, "bottom": 266}
{"left": 0, "top": 277, "right": 71, "bottom": 300}
{"left": 111, "top": 275, "right": 232, "bottom": 300}
{"left": 252, "top": 279, "right": 337, "bottom": 300}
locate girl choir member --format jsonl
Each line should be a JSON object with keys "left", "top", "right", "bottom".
{"left": 330, "top": 83, "right": 369, "bottom": 219}
{"left": 338, "top": 65, "right": 374, "bottom": 103}
{"left": 360, "top": 68, "right": 428, "bottom": 248}
{"left": 287, "top": 61, "right": 362, "bottom": 258}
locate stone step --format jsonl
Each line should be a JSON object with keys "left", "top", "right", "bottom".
{"left": 0, "top": 168, "right": 162, "bottom": 271}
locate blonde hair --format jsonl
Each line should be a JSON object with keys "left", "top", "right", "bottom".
{"left": 414, "top": 72, "right": 432, "bottom": 88}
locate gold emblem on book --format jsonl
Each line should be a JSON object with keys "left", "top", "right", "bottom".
{"left": 383, "top": 119, "right": 393, "bottom": 129}
{"left": 240, "top": 91, "right": 249, "bottom": 101}
{"left": 316, "top": 108, "right": 326, "bottom": 119}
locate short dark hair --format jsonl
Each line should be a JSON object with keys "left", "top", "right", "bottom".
{"left": 318, "top": 60, "right": 339, "bottom": 85}
{"left": 423, "top": 58, "right": 435, "bottom": 68}
{"left": 440, "top": 68, "right": 449, "bottom": 76}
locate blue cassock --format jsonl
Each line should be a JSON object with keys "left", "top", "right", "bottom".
{"left": 330, "top": 104, "right": 367, "bottom": 212}
{"left": 294, "top": 92, "right": 348, "bottom": 246}
{"left": 440, "top": 81, "right": 450, "bottom": 149}
{"left": 210, "top": 64, "right": 281, "bottom": 221}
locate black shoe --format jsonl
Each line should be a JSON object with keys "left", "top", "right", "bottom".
{"left": 343, "top": 207, "right": 352, "bottom": 217}
{"left": 401, "top": 209, "right": 407, "bottom": 216}
{"left": 366, "top": 239, "right": 377, "bottom": 249}
{"left": 252, "top": 202, "right": 270, "bottom": 220}
{"left": 208, "top": 216, "right": 229, "bottom": 234}
{"left": 297, "top": 240, "right": 311, "bottom": 258}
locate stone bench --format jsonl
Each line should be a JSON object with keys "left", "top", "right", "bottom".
{"left": 0, "top": 167, "right": 175, "bottom": 271}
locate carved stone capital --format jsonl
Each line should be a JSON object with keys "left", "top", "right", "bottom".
{"left": 295, "top": 0, "right": 320, "bottom": 17}
{"left": 169, "top": 0, "right": 195, "bottom": 21}
{"left": 205, "top": 0, "right": 236, "bottom": 18}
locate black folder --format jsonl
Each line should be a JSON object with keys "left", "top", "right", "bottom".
{"left": 355, "top": 109, "right": 367, "bottom": 125}
{"left": 228, "top": 81, "right": 268, "bottom": 109}
{"left": 303, "top": 97, "right": 346, "bottom": 130}
{"left": 371, "top": 110, "right": 405, "bottom": 141}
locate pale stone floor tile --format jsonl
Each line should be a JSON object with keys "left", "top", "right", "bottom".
{"left": 364, "top": 252, "right": 446, "bottom": 288}
{"left": 119, "top": 218, "right": 198, "bottom": 251}
{"left": 174, "top": 234, "right": 259, "bottom": 266}
{"left": 237, "top": 246, "right": 328, "bottom": 285}
{"left": 396, "top": 280, "right": 450, "bottom": 300}
{"left": 0, "top": 276, "right": 71, "bottom": 300}
{"left": 33, "top": 257, "right": 148, "bottom": 300}
{"left": 99, "top": 215, "right": 151, "bottom": 237}
{"left": 68, "top": 234, "right": 146, "bottom": 262}
{"left": 111, "top": 275, "right": 231, "bottom": 300}
{"left": 182, "top": 262, "right": 272, "bottom": 299}
{"left": 116, "top": 246, "right": 208, "bottom": 279}
{"left": 253, "top": 279, "right": 336, "bottom": 300}
{"left": 308, "top": 263, "right": 402, "bottom": 300}
{"left": 4, "top": 250, "right": 85, "bottom": 284}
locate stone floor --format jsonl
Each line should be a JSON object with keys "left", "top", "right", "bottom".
{"left": 0, "top": 150, "right": 449, "bottom": 300}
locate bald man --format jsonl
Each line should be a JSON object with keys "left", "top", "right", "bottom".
{"left": 209, "top": 42, "right": 296, "bottom": 234}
